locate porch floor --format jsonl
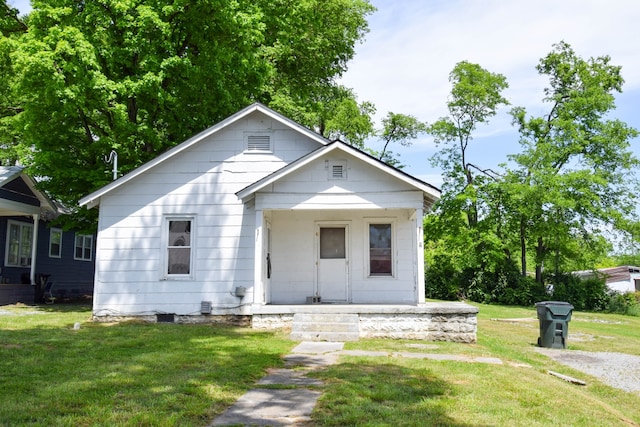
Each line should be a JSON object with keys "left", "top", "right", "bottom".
{"left": 252, "top": 302, "right": 478, "bottom": 315}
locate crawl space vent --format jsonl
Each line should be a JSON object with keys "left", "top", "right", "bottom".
{"left": 201, "top": 301, "right": 212, "bottom": 314}
{"left": 156, "top": 313, "right": 175, "bottom": 323}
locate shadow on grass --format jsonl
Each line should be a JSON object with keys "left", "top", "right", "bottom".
{"left": 312, "top": 362, "right": 487, "bottom": 427}
{"left": 0, "top": 320, "right": 294, "bottom": 426}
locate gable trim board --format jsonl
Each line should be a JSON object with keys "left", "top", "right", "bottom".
{"left": 78, "top": 103, "right": 475, "bottom": 342}
{"left": 236, "top": 140, "right": 440, "bottom": 208}
{"left": 79, "top": 103, "right": 330, "bottom": 209}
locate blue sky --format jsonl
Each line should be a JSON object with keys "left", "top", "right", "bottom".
{"left": 340, "top": 0, "right": 640, "bottom": 187}
{"left": 9, "top": 0, "right": 640, "bottom": 188}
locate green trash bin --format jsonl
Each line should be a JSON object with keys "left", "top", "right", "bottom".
{"left": 535, "top": 301, "right": 573, "bottom": 349}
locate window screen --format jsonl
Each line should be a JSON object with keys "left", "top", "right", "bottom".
{"left": 369, "top": 224, "right": 391, "bottom": 275}
{"left": 167, "top": 220, "right": 191, "bottom": 275}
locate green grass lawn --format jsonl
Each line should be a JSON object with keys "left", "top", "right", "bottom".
{"left": 313, "top": 303, "right": 640, "bottom": 426}
{"left": 0, "top": 304, "right": 294, "bottom": 426}
{"left": 1, "top": 303, "right": 639, "bottom": 426}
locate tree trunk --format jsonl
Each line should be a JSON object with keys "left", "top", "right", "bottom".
{"left": 520, "top": 217, "right": 527, "bottom": 276}
{"left": 535, "top": 237, "right": 545, "bottom": 284}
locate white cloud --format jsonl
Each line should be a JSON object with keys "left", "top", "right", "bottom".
{"left": 341, "top": 0, "right": 640, "bottom": 181}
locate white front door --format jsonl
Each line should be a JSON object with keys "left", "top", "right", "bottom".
{"left": 317, "top": 225, "right": 349, "bottom": 302}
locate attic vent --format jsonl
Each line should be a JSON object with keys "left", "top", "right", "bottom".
{"left": 327, "top": 160, "right": 347, "bottom": 180}
{"left": 247, "top": 135, "right": 272, "bottom": 152}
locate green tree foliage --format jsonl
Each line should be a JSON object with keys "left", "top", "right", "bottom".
{"left": 3, "top": 0, "right": 374, "bottom": 229}
{"left": 366, "top": 112, "right": 427, "bottom": 168}
{"left": 320, "top": 87, "right": 376, "bottom": 148}
{"left": 508, "top": 41, "right": 639, "bottom": 283}
{"left": 425, "top": 44, "right": 639, "bottom": 307}
{"left": 424, "top": 61, "right": 510, "bottom": 294}
{"left": 0, "top": 1, "right": 27, "bottom": 165}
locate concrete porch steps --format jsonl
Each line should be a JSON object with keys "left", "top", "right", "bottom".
{"left": 290, "top": 312, "right": 360, "bottom": 341}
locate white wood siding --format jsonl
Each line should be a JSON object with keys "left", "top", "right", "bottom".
{"left": 268, "top": 210, "right": 418, "bottom": 304}
{"left": 93, "top": 111, "right": 323, "bottom": 315}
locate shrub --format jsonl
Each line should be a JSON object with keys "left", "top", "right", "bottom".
{"left": 607, "top": 291, "right": 640, "bottom": 316}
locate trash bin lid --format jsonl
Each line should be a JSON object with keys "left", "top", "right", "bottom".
{"left": 535, "top": 301, "right": 573, "bottom": 316}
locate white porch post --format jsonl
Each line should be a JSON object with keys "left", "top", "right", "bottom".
{"left": 415, "top": 208, "right": 425, "bottom": 303}
{"left": 253, "top": 208, "right": 265, "bottom": 305}
{"left": 29, "top": 214, "right": 40, "bottom": 285}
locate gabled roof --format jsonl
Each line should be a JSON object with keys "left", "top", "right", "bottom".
{"left": 79, "top": 103, "right": 330, "bottom": 209}
{"left": 236, "top": 140, "right": 441, "bottom": 207}
{"left": 0, "top": 166, "right": 56, "bottom": 216}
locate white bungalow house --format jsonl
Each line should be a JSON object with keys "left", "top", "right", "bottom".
{"left": 79, "top": 104, "right": 478, "bottom": 341}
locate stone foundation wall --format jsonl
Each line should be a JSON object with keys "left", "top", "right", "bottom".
{"left": 92, "top": 303, "right": 478, "bottom": 343}
{"left": 92, "top": 314, "right": 252, "bottom": 326}
{"left": 251, "top": 305, "right": 478, "bottom": 343}
{"left": 358, "top": 313, "right": 477, "bottom": 343}
{"left": 252, "top": 313, "right": 295, "bottom": 330}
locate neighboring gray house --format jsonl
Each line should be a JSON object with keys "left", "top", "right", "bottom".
{"left": 79, "top": 104, "right": 478, "bottom": 342}
{"left": 574, "top": 266, "right": 640, "bottom": 294}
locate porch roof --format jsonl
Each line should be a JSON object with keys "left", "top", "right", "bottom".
{"left": 236, "top": 140, "right": 441, "bottom": 209}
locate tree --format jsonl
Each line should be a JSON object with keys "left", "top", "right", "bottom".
{"left": 319, "top": 87, "right": 376, "bottom": 148}
{"left": 507, "top": 41, "right": 639, "bottom": 282}
{"left": 4, "top": 0, "right": 374, "bottom": 229}
{"left": 425, "top": 61, "right": 509, "bottom": 265}
{"left": 428, "top": 61, "right": 509, "bottom": 225}
{"left": 365, "top": 112, "right": 427, "bottom": 168}
{"left": 0, "top": 1, "right": 27, "bottom": 165}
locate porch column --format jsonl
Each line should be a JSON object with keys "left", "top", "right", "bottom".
{"left": 253, "top": 208, "right": 265, "bottom": 305}
{"left": 415, "top": 208, "right": 425, "bottom": 303}
{"left": 29, "top": 214, "right": 40, "bottom": 285}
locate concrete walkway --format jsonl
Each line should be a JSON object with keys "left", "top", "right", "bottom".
{"left": 208, "top": 342, "right": 505, "bottom": 426}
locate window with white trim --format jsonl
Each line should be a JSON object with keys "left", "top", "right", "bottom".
{"left": 368, "top": 223, "right": 392, "bottom": 276}
{"left": 164, "top": 217, "right": 194, "bottom": 278}
{"left": 245, "top": 132, "right": 273, "bottom": 153}
{"left": 5, "top": 220, "right": 33, "bottom": 267}
{"left": 49, "top": 228, "right": 62, "bottom": 258}
{"left": 74, "top": 234, "right": 93, "bottom": 261}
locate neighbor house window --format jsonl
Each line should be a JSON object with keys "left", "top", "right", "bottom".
{"left": 74, "top": 234, "right": 93, "bottom": 261}
{"left": 49, "top": 229, "right": 62, "bottom": 258}
{"left": 369, "top": 223, "right": 392, "bottom": 276}
{"left": 5, "top": 220, "right": 33, "bottom": 267}
{"left": 165, "top": 218, "right": 193, "bottom": 277}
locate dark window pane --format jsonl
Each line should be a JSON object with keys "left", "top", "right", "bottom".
{"left": 370, "top": 224, "right": 391, "bottom": 275}
{"left": 168, "top": 248, "right": 191, "bottom": 274}
{"left": 169, "top": 221, "right": 191, "bottom": 246}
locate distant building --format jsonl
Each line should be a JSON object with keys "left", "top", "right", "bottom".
{"left": 573, "top": 266, "right": 640, "bottom": 293}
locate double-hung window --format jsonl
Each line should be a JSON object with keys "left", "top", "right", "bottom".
{"left": 49, "top": 229, "right": 63, "bottom": 258}
{"left": 369, "top": 223, "right": 392, "bottom": 276}
{"left": 74, "top": 234, "right": 93, "bottom": 261}
{"left": 165, "top": 217, "right": 194, "bottom": 278}
{"left": 5, "top": 220, "right": 33, "bottom": 267}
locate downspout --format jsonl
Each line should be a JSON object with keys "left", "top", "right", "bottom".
{"left": 29, "top": 214, "right": 40, "bottom": 285}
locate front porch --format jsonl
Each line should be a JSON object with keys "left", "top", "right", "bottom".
{"left": 251, "top": 302, "right": 479, "bottom": 343}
